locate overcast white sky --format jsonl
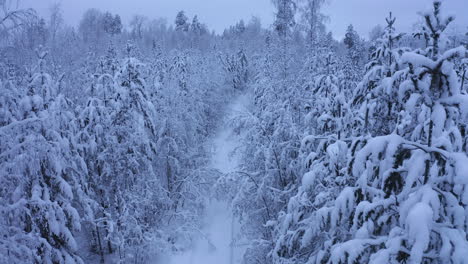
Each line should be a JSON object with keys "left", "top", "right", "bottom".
{"left": 21, "top": 0, "right": 468, "bottom": 39}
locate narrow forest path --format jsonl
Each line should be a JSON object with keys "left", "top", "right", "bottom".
{"left": 169, "top": 95, "right": 248, "bottom": 264}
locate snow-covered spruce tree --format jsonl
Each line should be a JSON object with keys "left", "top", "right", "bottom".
{"left": 175, "top": 11, "right": 189, "bottom": 32}
{"left": 303, "top": 2, "right": 468, "bottom": 263}
{"left": 0, "top": 62, "right": 20, "bottom": 126}
{"left": 270, "top": 47, "right": 353, "bottom": 264}
{"left": 0, "top": 49, "right": 89, "bottom": 264}
{"left": 272, "top": 0, "right": 297, "bottom": 83}
{"left": 189, "top": 15, "right": 208, "bottom": 48}
{"left": 76, "top": 44, "right": 119, "bottom": 262}
{"left": 341, "top": 24, "right": 365, "bottom": 97}
{"left": 220, "top": 48, "right": 250, "bottom": 91}
{"left": 309, "top": 47, "right": 352, "bottom": 142}
{"left": 100, "top": 43, "right": 119, "bottom": 78}
{"left": 271, "top": 136, "right": 349, "bottom": 264}
{"left": 148, "top": 42, "right": 167, "bottom": 95}
{"left": 309, "top": 51, "right": 351, "bottom": 139}
{"left": 352, "top": 12, "right": 407, "bottom": 136}
{"left": 77, "top": 93, "right": 111, "bottom": 261}
{"left": 76, "top": 51, "right": 101, "bottom": 104}
{"left": 96, "top": 42, "right": 166, "bottom": 262}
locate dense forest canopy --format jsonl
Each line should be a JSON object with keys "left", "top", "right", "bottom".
{"left": 0, "top": 0, "right": 467, "bottom": 263}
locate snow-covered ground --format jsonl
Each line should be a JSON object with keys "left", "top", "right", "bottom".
{"left": 169, "top": 96, "right": 248, "bottom": 264}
